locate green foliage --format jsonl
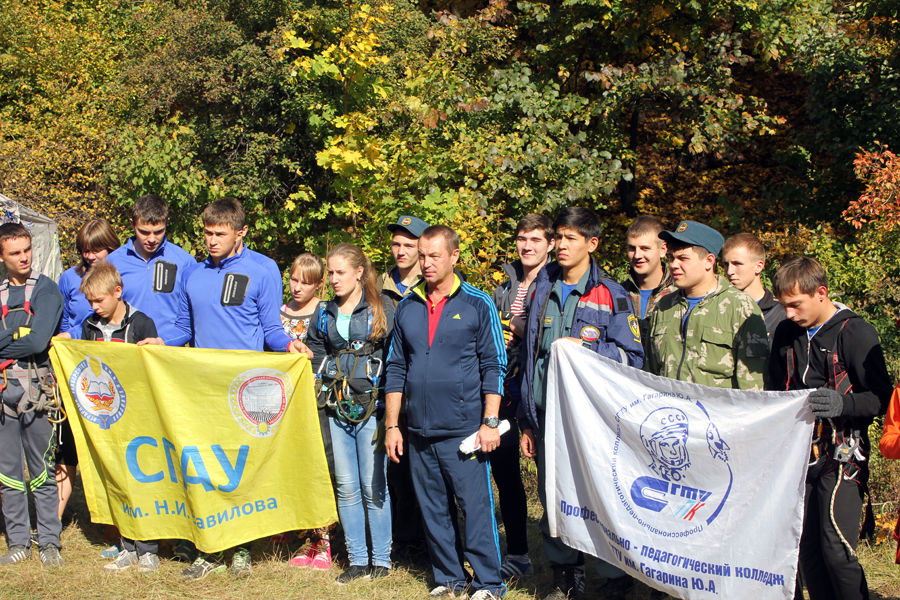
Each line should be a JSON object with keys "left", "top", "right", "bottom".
{"left": 0, "top": 0, "right": 137, "bottom": 262}
{"left": 103, "top": 0, "right": 320, "bottom": 264}
{"left": 3, "top": 0, "right": 900, "bottom": 312}
{"left": 106, "top": 121, "right": 220, "bottom": 254}
{"left": 774, "top": 1, "right": 900, "bottom": 222}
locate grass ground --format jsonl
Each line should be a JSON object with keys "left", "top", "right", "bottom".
{"left": 1, "top": 465, "right": 900, "bottom": 599}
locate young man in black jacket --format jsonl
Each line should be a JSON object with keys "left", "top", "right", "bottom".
{"left": 491, "top": 213, "right": 555, "bottom": 580}
{"left": 769, "top": 257, "right": 892, "bottom": 600}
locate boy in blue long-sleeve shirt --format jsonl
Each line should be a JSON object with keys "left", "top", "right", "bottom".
{"left": 159, "top": 198, "right": 308, "bottom": 580}
{"left": 165, "top": 198, "right": 303, "bottom": 353}
{"left": 107, "top": 194, "right": 198, "bottom": 342}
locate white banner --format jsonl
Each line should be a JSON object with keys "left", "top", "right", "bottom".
{"left": 545, "top": 341, "right": 812, "bottom": 599}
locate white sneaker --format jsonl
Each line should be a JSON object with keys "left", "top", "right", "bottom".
{"left": 102, "top": 550, "right": 138, "bottom": 572}
{"left": 430, "top": 585, "right": 468, "bottom": 598}
{"left": 138, "top": 552, "right": 160, "bottom": 573}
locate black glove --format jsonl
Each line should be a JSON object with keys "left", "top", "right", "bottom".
{"left": 808, "top": 388, "right": 844, "bottom": 418}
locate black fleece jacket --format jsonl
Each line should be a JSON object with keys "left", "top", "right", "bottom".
{"left": 81, "top": 302, "right": 158, "bottom": 344}
{"left": 768, "top": 305, "right": 892, "bottom": 438}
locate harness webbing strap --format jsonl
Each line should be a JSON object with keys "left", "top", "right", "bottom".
{"left": 0, "top": 274, "right": 38, "bottom": 319}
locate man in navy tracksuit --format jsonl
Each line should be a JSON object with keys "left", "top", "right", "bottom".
{"left": 385, "top": 225, "right": 506, "bottom": 600}
{"left": 518, "top": 208, "right": 644, "bottom": 600}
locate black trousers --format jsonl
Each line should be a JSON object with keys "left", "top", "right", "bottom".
{"left": 799, "top": 464, "right": 869, "bottom": 600}
{"left": 490, "top": 420, "right": 528, "bottom": 556}
{"left": 122, "top": 537, "right": 159, "bottom": 555}
{"left": 387, "top": 413, "right": 425, "bottom": 545}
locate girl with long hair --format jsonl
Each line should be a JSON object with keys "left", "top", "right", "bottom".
{"left": 305, "top": 243, "right": 393, "bottom": 583}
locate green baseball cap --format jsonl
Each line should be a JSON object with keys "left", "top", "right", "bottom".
{"left": 387, "top": 215, "right": 430, "bottom": 239}
{"left": 659, "top": 221, "right": 725, "bottom": 256}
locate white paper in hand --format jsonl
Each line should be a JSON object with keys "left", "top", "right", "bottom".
{"left": 458, "top": 420, "right": 511, "bottom": 454}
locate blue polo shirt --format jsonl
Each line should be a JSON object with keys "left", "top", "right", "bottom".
{"left": 107, "top": 237, "right": 198, "bottom": 339}
{"left": 58, "top": 266, "right": 92, "bottom": 339}
{"left": 167, "top": 249, "right": 293, "bottom": 352}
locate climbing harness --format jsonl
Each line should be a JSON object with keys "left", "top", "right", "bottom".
{"left": 786, "top": 319, "right": 873, "bottom": 555}
{"left": 0, "top": 274, "right": 62, "bottom": 422}
{"left": 315, "top": 343, "right": 382, "bottom": 423}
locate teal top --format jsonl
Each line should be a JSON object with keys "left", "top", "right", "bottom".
{"left": 336, "top": 311, "right": 352, "bottom": 341}
{"left": 533, "top": 268, "right": 591, "bottom": 410}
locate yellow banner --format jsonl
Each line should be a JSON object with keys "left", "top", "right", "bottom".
{"left": 49, "top": 339, "right": 337, "bottom": 553}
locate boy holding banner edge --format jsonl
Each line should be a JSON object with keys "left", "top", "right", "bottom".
{"left": 79, "top": 261, "right": 162, "bottom": 572}
{"left": 769, "top": 257, "right": 892, "bottom": 600}
{"left": 164, "top": 197, "right": 310, "bottom": 580}
{"left": 106, "top": 194, "right": 198, "bottom": 343}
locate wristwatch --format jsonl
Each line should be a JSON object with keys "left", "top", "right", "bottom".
{"left": 482, "top": 416, "right": 500, "bottom": 429}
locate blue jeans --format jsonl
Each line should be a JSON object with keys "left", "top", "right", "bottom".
{"left": 329, "top": 414, "right": 391, "bottom": 568}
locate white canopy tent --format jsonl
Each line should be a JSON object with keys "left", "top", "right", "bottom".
{"left": 0, "top": 193, "right": 64, "bottom": 282}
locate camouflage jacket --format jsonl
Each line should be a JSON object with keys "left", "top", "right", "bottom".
{"left": 376, "top": 267, "right": 422, "bottom": 308}
{"left": 645, "top": 276, "right": 769, "bottom": 390}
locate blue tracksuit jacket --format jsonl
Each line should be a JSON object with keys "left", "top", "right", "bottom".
{"left": 167, "top": 250, "right": 292, "bottom": 351}
{"left": 107, "top": 237, "right": 198, "bottom": 340}
{"left": 240, "top": 245, "right": 283, "bottom": 304}
{"left": 58, "top": 266, "right": 92, "bottom": 339}
{"left": 384, "top": 273, "right": 507, "bottom": 437}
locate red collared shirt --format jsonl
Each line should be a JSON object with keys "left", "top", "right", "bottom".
{"left": 427, "top": 294, "right": 448, "bottom": 346}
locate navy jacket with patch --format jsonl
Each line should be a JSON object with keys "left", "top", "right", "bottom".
{"left": 519, "top": 260, "right": 644, "bottom": 438}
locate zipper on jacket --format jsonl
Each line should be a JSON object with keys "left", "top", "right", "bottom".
{"left": 424, "top": 299, "right": 433, "bottom": 437}
{"left": 676, "top": 304, "right": 690, "bottom": 381}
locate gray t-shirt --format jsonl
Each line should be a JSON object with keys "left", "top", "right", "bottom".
{"left": 96, "top": 320, "right": 119, "bottom": 342}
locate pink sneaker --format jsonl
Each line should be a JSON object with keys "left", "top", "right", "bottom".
{"left": 289, "top": 541, "right": 319, "bottom": 568}
{"left": 309, "top": 541, "right": 331, "bottom": 570}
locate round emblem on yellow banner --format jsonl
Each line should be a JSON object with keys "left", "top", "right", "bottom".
{"left": 69, "top": 356, "right": 126, "bottom": 430}
{"left": 580, "top": 326, "right": 600, "bottom": 342}
{"left": 229, "top": 368, "right": 293, "bottom": 438}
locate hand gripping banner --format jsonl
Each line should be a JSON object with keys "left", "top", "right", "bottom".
{"left": 50, "top": 339, "right": 337, "bottom": 553}
{"left": 545, "top": 341, "right": 812, "bottom": 599}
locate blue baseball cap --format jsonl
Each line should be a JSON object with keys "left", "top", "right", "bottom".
{"left": 387, "top": 215, "right": 430, "bottom": 239}
{"left": 659, "top": 221, "right": 725, "bottom": 256}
